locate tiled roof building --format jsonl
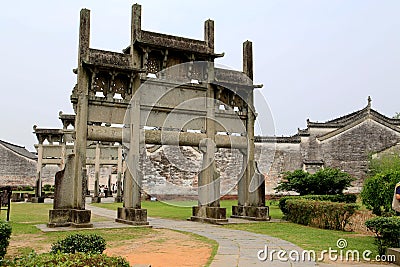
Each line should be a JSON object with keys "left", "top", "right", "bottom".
{"left": 0, "top": 140, "right": 37, "bottom": 186}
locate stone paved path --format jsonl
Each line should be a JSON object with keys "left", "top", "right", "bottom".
{"left": 86, "top": 204, "right": 397, "bottom": 266}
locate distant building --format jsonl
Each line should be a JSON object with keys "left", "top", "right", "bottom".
{"left": 0, "top": 140, "right": 37, "bottom": 186}
{"left": 257, "top": 97, "right": 400, "bottom": 193}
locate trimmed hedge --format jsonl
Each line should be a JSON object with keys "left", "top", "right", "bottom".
{"left": 365, "top": 216, "right": 400, "bottom": 255}
{"left": 279, "top": 194, "right": 357, "bottom": 215}
{"left": 285, "top": 199, "right": 357, "bottom": 230}
{"left": 5, "top": 252, "right": 130, "bottom": 267}
{"left": 0, "top": 221, "right": 12, "bottom": 260}
{"left": 51, "top": 234, "right": 106, "bottom": 254}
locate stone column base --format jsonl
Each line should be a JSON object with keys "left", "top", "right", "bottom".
{"left": 48, "top": 209, "right": 93, "bottom": 228}
{"left": 115, "top": 207, "right": 149, "bottom": 226}
{"left": 48, "top": 209, "right": 71, "bottom": 228}
{"left": 70, "top": 209, "right": 93, "bottom": 228}
{"left": 190, "top": 206, "right": 228, "bottom": 224}
{"left": 231, "top": 205, "right": 270, "bottom": 221}
{"left": 114, "top": 196, "right": 123, "bottom": 203}
{"left": 91, "top": 196, "right": 101, "bottom": 203}
{"left": 31, "top": 197, "right": 45, "bottom": 203}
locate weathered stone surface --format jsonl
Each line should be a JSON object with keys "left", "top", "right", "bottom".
{"left": 48, "top": 209, "right": 71, "bottom": 227}
{"left": 191, "top": 206, "right": 228, "bottom": 224}
{"left": 53, "top": 155, "right": 75, "bottom": 209}
{"left": 70, "top": 209, "right": 92, "bottom": 228}
{"left": 320, "top": 119, "right": 400, "bottom": 186}
{"left": 231, "top": 205, "right": 270, "bottom": 221}
{"left": 116, "top": 207, "right": 149, "bottom": 225}
{"left": 0, "top": 140, "right": 36, "bottom": 186}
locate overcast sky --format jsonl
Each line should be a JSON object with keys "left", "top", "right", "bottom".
{"left": 1, "top": 0, "right": 400, "bottom": 151}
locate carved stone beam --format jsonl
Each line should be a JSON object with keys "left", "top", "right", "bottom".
{"left": 89, "top": 67, "right": 98, "bottom": 96}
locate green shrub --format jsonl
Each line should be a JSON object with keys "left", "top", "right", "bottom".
{"left": 369, "top": 154, "right": 400, "bottom": 176}
{"left": 6, "top": 252, "right": 130, "bottom": 267}
{"left": 285, "top": 199, "right": 357, "bottom": 230}
{"left": 43, "top": 184, "right": 54, "bottom": 192}
{"left": 361, "top": 170, "right": 400, "bottom": 216}
{"left": 0, "top": 221, "right": 12, "bottom": 259}
{"left": 275, "top": 168, "right": 355, "bottom": 195}
{"left": 22, "top": 186, "right": 33, "bottom": 191}
{"left": 50, "top": 234, "right": 106, "bottom": 254}
{"left": 365, "top": 216, "right": 400, "bottom": 255}
{"left": 278, "top": 194, "right": 357, "bottom": 215}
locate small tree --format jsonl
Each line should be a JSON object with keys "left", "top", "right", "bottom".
{"left": 369, "top": 154, "right": 400, "bottom": 176}
{"left": 361, "top": 170, "right": 400, "bottom": 216}
{"left": 275, "top": 168, "right": 355, "bottom": 195}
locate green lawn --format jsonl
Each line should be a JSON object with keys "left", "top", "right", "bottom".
{"left": 92, "top": 199, "right": 283, "bottom": 220}
{"left": 0, "top": 202, "right": 217, "bottom": 265}
{"left": 225, "top": 222, "right": 377, "bottom": 258}
{"left": 93, "top": 199, "right": 378, "bottom": 259}
{"left": 1, "top": 200, "right": 378, "bottom": 262}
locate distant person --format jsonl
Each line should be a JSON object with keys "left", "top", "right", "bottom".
{"left": 100, "top": 185, "right": 105, "bottom": 198}
{"left": 392, "top": 182, "right": 400, "bottom": 215}
{"left": 104, "top": 186, "right": 108, "bottom": 198}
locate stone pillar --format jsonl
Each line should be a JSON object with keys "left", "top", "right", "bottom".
{"left": 116, "top": 99, "right": 148, "bottom": 225}
{"left": 191, "top": 62, "right": 227, "bottom": 224}
{"left": 204, "top": 19, "right": 214, "bottom": 51}
{"left": 132, "top": 4, "right": 141, "bottom": 41}
{"left": 92, "top": 143, "right": 101, "bottom": 203}
{"left": 48, "top": 9, "right": 92, "bottom": 227}
{"left": 232, "top": 41, "right": 269, "bottom": 221}
{"left": 61, "top": 144, "right": 66, "bottom": 170}
{"left": 48, "top": 155, "right": 92, "bottom": 228}
{"left": 115, "top": 146, "right": 123, "bottom": 202}
{"left": 33, "top": 144, "right": 44, "bottom": 203}
{"left": 73, "top": 8, "right": 90, "bottom": 210}
{"left": 107, "top": 175, "right": 112, "bottom": 197}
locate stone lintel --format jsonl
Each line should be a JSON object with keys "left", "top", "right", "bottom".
{"left": 231, "top": 205, "right": 270, "bottom": 221}
{"left": 87, "top": 126, "right": 248, "bottom": 149}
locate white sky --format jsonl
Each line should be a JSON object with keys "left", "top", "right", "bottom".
{"left": 1, "top": 0, "right": 400, "bottom": 151}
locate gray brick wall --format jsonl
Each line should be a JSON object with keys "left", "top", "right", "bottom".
{"left": 0, "top": 144, "right": 36, "bottom": 186}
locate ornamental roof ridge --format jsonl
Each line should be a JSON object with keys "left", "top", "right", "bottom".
{"left": 0, "top": 139, "right": 37, "bottom": 160}
{"left": 307, "top": 97, "right": 400, "bottom": 128}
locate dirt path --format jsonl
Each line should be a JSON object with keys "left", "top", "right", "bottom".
{"left": 105, "top": 229, "right": 211, "bottom": 267}
{"left": 6, "top": 228, "right": 212, "bottom": 267}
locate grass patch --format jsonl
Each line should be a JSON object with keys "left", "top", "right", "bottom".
{"left": 2, "top": 200, "right": 376, "bottom": 263}
{"left": 0, "top": 203, "right": 52, "bottom": 234}
{"left": 226, "top": 222, "right": 377, "bottom": 259}
{"left": 92, "top": 199, "right": 283, "bottom": 220}
{"left": 0, "top": 203, "right": 152, "bottom": 256}
{"left": 0, "top": 203, "right": 108, "bottom": 235}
